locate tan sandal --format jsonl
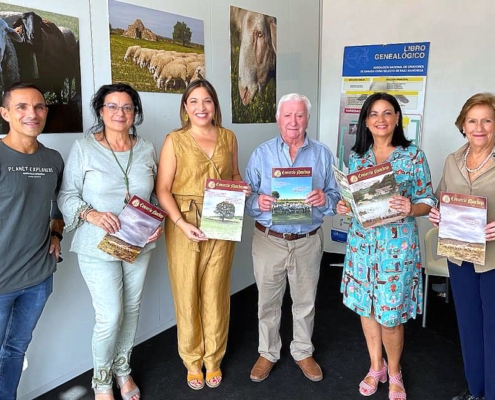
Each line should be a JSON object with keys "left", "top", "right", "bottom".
{"left": 114, "top": 375, "right": 140, "bottom": 400}
{"left": 187, "top": 370, "right": 205, "bottom": 390}
{"left": 206, "top": 369, "right": 222, "bottom": 388}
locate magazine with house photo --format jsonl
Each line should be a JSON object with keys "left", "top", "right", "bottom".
{"left": 332, "top": 162, "right": 403, "bottom": 228}
{"left": 97, "top": 195, "right": 166, "bottom": 263}
{"left": 271, "top": 167, "right": 313, "bottom": 225}
{"left": 438, "top": 191, "right": 487, "bottom": 265}
{"left": 200, "top": 179, "right": 247, "bottom": 241}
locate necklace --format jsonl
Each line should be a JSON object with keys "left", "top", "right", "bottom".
{"left": 104, "top": 135, "right": 134, "bottom": 204}
{"left": 463, "top": 145, "right": 494, "bottom": 174}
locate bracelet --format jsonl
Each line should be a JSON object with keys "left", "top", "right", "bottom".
{"left": 85, "top": 209, "right": 96, "bottom": 221}
{"left": 51, "top": 231, "right": 63, "bottom": 241}
{"left": 80, "top": 205, "right": 95, "bottom": 221}
{"left": 174, "top": 216, "right": 183, "bottom": 225}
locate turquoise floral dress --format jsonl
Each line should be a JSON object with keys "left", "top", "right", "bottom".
{"left": 340, "top": 144, "right": 436, "bottom": 327}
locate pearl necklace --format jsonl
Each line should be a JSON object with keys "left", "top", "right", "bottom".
{"left": 463, "top": 145, "right": 495, "bottom": 174}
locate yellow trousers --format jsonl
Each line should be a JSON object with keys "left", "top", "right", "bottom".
{"left": 165, "top": 195, "right": 235, "bottom": 371}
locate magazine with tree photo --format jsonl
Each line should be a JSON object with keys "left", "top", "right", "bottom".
{"left": 271, "top": 167, "right": 313, "bottom": 225}
{"left": 97, "top": 195, "right": 166, "bottom": 263}
{"left": 438, "top": 191, "right": 487, "bottom": 265}
{"left": 200, "top": 179, "right": 247, "bottom": 241}
{"left": 332, "top": 162, "right": 404, "bottom": 228}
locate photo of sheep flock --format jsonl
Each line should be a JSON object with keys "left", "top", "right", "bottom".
{"left": 0, "top": 3, "right": 82, "bottom": 133}
{"left": 230, "top": 6, "right": 276, "bottom": 124}
{"left": 109, "top": 0, "right": 204, "bottom": 94}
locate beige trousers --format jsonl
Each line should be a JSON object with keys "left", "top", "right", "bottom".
{"left": 252, "top": 227, "right": 323, "bottom": 362}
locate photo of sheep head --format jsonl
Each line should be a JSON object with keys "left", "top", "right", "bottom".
{"left": 230, "top": 6, "right": 276, "bottom": 123}
{"left": 0, "top": 3, "right": 82, "bottom": 134}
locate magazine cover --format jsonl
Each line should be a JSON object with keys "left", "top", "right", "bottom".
{"left": 200, "top": 179, "right": 247, "bottom": 241}
{"left": 332, "top": 162, "right": 403, "bottom": 228}
{"left": 438, "top": 191, "right": 487, "bottom": 265}
{"left": 332, "top": 165, "right": 359, "bottom": 218}
{"left": 97, "top": 195, "right": 166, "bottom": 263}
{"left": 271, "top": 167, "right": 313, "bottom": 225}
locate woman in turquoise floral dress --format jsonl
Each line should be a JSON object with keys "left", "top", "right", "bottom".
{"left": 336, "top": 93, "right": 436, "bottom": 400}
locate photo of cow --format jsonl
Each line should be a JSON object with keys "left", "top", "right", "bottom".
{"left": 0, "top": 3, "right": 82, "bottom": 133}
{"left": 230, "top": 6, "right": 276, "bottom": 123}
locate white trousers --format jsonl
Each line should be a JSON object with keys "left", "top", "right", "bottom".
{"left": 78, "top": 251, "right": 151, "bottom": 389}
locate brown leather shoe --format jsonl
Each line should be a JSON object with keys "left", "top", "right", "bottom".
{"left": 250, "top": 356, "right": 275, "bottom": 382}
{"left": 295, "top": 356, "right": 323, "bottom": 381}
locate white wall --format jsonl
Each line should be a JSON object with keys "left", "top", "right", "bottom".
{"left": 320, "top": 0, "right": 495, "bottom": 253}
{"left": 1, "top": 0, "right": 322, "bottom": 398}
{"left": 8, "top": 0, "right": 494, "bottom": 396}
{"left": 10, "top": 0, "right": 490, "bottom": 396}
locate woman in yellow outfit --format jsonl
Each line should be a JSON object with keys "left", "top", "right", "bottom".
{"left": 156, "top": 79, "right": 250, "bottom": 390}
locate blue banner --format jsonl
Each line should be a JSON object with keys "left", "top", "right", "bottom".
{"left": 343, "top": 42, "right": 430, "bottom": 77}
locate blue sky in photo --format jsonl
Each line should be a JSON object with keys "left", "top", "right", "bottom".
{"left": 272, "top": 177, "right": 312, "bottom": 199}
{"left": 109, "top": 0, "right": 204, "bottom": 44}
{"left": 203, "top": 190, "right": 245, "bottom": 217}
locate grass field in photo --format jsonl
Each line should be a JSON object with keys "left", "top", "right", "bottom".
{"left": 110, "top": 33, "right": 203, "bottom": 93}
{"left": 200, "top": 216, "right": 243, "bottom": 241}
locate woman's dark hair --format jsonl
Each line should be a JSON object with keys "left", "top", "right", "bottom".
{"left": 88, "top": 83, "right": 144, "bottom": 137}
{"left": 351, "top": 92, "right": 411, "bottom": 156}
{"left": 178, "top": 79, "right": 222, "bottom": 130}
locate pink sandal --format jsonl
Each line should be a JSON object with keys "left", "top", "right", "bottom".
{"left": 388, "top": 370, "right": 406, "bottom": 399}
{"left": 359, "top": 359, "right": 388, "bottom": 396}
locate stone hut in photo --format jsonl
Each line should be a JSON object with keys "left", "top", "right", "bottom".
{"left": 123, "top": 19, "right": 157, "bottom": 41}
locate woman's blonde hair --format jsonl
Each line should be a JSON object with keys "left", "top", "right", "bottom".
{"left": 455, "top": 92, "right": 495, "bottom": 137}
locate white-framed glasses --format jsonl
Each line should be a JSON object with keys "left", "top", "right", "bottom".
{"left": 103, "top": 103, "right": 135, "bottom": 114}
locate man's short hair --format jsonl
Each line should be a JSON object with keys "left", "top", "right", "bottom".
{"left": 2, "top": 82, "right": 45, "bottom": 108}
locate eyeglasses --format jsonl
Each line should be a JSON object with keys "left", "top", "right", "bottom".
{"left": 103, "top": 103, "right": 135, "bottom": 114}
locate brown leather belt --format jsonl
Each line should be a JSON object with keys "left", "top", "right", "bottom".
{"left": 255, "top": 221, "right": 318, "bottom": 241}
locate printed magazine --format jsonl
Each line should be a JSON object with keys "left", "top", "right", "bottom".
{"left": 97, "top": 195, "right": 166, "bottom": 263}
{"left": 200, "top": 179, "right": 246, "bottom": 241}
{"left": 271, "top": 167, "right": 312, "bottom": 225}
{"left": 332, "top": 162, "right": 403, "bottom": 228}
{"left": 438, "top": 191, "right": 487, "bottom": 265}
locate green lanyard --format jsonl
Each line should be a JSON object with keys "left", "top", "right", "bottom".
{"left": 105, "top": 135, "right": 134, "bottom": 204}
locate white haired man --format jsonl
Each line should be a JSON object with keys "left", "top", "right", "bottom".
{"left": 245, "top": 93, "right": 339, "bottom": 382}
